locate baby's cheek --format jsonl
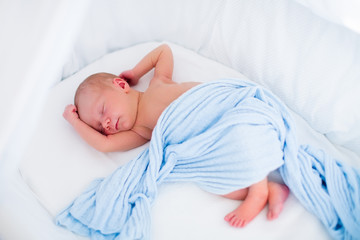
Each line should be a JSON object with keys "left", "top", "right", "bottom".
{"left": 122, "top": 120, "right": 132, "bottom": 131}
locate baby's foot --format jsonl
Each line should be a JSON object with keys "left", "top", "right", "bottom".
{"left": 267, "top": 182, "right": 289, "bottom": 220}
{"left": 224, "top": 179, "right": 268, "bottom": 228}
{"left": 224, "top": 208, "right": 252, "bottom": 228}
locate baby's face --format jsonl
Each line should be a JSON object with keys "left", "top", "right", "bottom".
{"left": 77, "top": 84, "right": 136, "bottom": 135}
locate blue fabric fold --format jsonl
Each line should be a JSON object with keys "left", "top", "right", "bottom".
{"left": 56, "top": 79, "right": 360, "bottom": 240}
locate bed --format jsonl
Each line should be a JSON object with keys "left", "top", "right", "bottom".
{"left": 1, "top": 1, "right": 359, "bottom": 240}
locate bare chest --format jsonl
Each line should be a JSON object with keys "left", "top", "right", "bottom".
{"left": 135, "top": 82, "right": 200, "bottom": 138}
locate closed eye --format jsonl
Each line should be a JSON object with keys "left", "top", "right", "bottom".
{"left": 98, "top": 103, "right": 105, "bottom": 134}
{"left": 101, "top": 103, "right": 105, "bottom": 115}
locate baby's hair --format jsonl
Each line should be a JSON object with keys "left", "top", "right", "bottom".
{"left": 74, "top": 72, "right": 117, "bottom": 107}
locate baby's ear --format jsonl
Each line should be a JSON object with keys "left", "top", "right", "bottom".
{"left": 113, "top": 78, "right": 130, "bottom": 92}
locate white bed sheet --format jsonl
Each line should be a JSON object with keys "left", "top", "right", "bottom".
{"left": 19, "top": 41, "right": 360, "bottom": 239}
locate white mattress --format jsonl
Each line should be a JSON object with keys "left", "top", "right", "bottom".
{"left": 19, "top": 42, "right": 360, "bottom": 240}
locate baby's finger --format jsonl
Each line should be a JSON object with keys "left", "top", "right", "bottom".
{"left": 72, "top": 105, "right": 77, "bottom": 112}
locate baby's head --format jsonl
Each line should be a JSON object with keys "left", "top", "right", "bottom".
{"left": 74, "top": 72, "right": 116, "bottom": 107}
{"left": 75, "top": 72, "right": 138, "bottom": 135}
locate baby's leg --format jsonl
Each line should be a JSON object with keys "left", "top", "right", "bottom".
{"left": 223, "top": 178, "right": 268, "bottom": 228}
{"left": 267, "top": 181, "right": 289, "bottom": 220}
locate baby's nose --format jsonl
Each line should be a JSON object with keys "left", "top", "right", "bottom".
{"left": 102, "top": 118, "right": 111, "bottom": 130}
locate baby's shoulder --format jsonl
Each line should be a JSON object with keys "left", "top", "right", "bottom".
{"left": 146, "top": 81, "right": 201, "bottom": 104}
{"left": 148, "top": 75, "right": 174, "bottom": 86}
{"left": 145, "top": 80, "right": 177, "bottom": 94}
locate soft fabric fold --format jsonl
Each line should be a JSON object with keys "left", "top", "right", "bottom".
{"left": 56, "top": 79, "right": 360, "bottom": 240}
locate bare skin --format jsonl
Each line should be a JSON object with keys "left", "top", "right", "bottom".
{"left": 223, "top": 179, "right": 290, "bottom": 228}
{"left": 63, "top": 44, "right": 290, "bottom": 228}
{"left": 267, "top": 182, "right": 290, "bottom": 220}
{"left": 63, "top": 44, "right": 200, "bottom": 152}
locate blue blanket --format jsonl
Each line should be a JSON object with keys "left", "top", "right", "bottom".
{"left": 56, "top": 79, "right": 360, "bottom": 240}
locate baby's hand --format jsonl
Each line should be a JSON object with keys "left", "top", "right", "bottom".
{"left": 119, "top": 70, "right": 138, "bottom": 86}
{"left": 63, "top": 104, "right": 79, "bottom": 125}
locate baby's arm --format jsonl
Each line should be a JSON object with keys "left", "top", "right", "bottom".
{"left": 119, "top": 44, "right": 174, "bottom": 85}
{"left": 63, "top": 105, "right": 148, "bottom": 152}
